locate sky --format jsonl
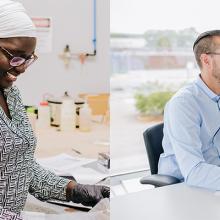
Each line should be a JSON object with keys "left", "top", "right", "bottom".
{"left": 110, "top": 0, "right": 220, "bottom": 34}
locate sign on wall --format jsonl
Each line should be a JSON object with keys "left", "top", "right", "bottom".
{"left": 32, "top": 17, "right": 52, "bottom": 53}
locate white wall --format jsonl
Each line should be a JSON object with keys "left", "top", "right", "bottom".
{"left": 16, "top": 0, "right": 110, "bottom": 105}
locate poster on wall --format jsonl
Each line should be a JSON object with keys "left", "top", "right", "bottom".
{"left": 31, "top": 17, "right": 52, "bottom": 53}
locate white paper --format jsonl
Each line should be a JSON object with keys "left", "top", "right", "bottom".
{"left": 110, "top": 185, "right": 126, "bottom": 197}
{"left": 67, "top": 166, "right": 109, "bottom": 184}
{"left": 88, "top": 198, "right": 110, "bottom": 220}
{"left": 21, "top": 211, "right": 46, "bottom": 220}
{"left": 22, "top": 199, "right": 109, "bottom": 220}
{"left": 46, "top": 213, "right": 90, "bottom": 220}
{"left": 89, "top": 198, "right": 109, "bottom": 213}
{"left": 37, "top": 154, "right": 96, "bottom": 175}
{"left": 121, "top": 177, "right": 155, "bottom": 193}
{"left": 22, "top": 212, "right": 91, "bottom": 220}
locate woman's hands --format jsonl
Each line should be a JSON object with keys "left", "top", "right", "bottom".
{"left": 66, "top": 181, "right": 110, "bottom": 207}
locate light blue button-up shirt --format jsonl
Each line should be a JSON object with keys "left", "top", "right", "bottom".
{"left": 158, "top": 75, "right": 220, "bottom": 190}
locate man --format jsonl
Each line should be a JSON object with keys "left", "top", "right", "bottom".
{"left": 158, "top": 30, "right": 220, "bottom": 190}
{"left": 0, "top": 0, "right": 109, "bottom": 218}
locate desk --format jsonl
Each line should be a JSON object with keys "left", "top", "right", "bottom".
{"left": 111, "top": 183, "right": 220, "bottom": 220}
{"left": 34, "top": 123, "right": 109, "bottom": 158}
{"left": 23, "top": 123, "right": 109, "bottom": 216}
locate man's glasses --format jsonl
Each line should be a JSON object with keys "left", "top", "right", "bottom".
{"left": 0, "top": 46, "right": 38, "bottom": 68}
{"left": 206, "top": 52, "right": 220, "bottom": 56}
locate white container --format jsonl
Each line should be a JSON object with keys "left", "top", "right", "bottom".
{"left": 75, "top": 98, "right": 85, "bottom": 128}
{"left": 37, "top": 101, "right": 50, "bottom": 129}
{"left": 47, "top": 98, "right": 62, "bottom": 127}
{"left": 79, "top": 103, "right": 92, "bottom": 132}
{"left": 60, "top": 93, "right": 76, "bottom": 132}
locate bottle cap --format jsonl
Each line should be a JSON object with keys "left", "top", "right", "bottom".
{"left": 40, "top": 101, "right": 48, "bottom": 106}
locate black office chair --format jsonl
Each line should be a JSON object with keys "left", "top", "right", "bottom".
{"left": 140, "top": 122, "right": 180, "bottom": 187}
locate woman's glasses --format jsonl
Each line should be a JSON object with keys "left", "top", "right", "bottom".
{"left": 0, "top": 46, "right": 38, "bottom": 68}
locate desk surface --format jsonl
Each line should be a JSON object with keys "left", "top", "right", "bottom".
{"left": 25, "top": 123, "right": 109, "bottom": 216}
{"left": 111, "top": 183, "right": 220, "bottom": 220}
{"left": 34, "top": 123, "right": 109, "bottom": 158}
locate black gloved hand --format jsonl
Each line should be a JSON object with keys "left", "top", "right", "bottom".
{"left": 70, "top": 184, "right": 110, "bottom": 207}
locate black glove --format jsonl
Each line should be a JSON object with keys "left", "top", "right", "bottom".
{"left": 70, "top": 184, "right": 110, "bottom": 207}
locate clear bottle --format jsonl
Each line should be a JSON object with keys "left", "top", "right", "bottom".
{"left": 79, "top": 103, "right": 92, "bottom": 132}
{"left": 37, "top": 101, "right": 50, "bottom": 129}
{"left": 60, "top": 92, "right": 76, "bottom": 132}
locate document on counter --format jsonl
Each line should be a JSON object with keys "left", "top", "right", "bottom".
{"left": 21, "top": 212, "right": 103, "bottom": 220}
{"left": 21, "top": 211, "right": 46, "bottom": 220}
{"left": 46, "top": 213, "right": 93, "bottom": 220}
{"left": 68, "top": 166, "right": 109, "bottom": 184}
{"left": 121, "top": 177, "right": 155, "bottom": 193}
{"left": 36, "top": 154, "right": 96, "bottom": 175}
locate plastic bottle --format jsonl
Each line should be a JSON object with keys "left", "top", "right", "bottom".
{"left": 79, "top": 103, "right": 92, "bottom": 132}
{"left": 74, "top": 97, "right": 85, "bottom": 129}
{"left": 37, "top": 101, "right": 51, "bottom": 129}
{"left": 60, "top": 92, "right": 76, "bottom": 132}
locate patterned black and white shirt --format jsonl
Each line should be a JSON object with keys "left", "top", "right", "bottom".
{"left": 0, "top": 86, "right": 70, "bottom": 215}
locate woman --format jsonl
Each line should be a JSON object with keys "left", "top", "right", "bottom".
{"left": 0, "top": 0, "right": 109, "bottom": 218}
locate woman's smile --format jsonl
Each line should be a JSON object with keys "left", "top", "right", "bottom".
{"left": 5, "top": 72, "right": 17, "bottom": 81}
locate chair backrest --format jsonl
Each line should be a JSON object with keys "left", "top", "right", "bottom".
{"left": 143, "top": 122, "right": 164, "bottom": 175}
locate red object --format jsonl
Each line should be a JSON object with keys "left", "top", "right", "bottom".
{"left": 40, "top": 101, "right": 48, "bottom": 106}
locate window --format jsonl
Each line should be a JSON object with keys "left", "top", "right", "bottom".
{"left": 110, "top": 0, "right": 219, "bottom": 175}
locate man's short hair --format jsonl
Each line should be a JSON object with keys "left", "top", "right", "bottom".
{"left": 193, "top": 30, "right": 220, "bottom": 69}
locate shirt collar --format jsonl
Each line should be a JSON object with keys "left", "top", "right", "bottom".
{"left": 195, "top": 74, "right": 220, "bottom": 102}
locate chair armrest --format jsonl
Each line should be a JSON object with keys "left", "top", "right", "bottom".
{"left": 140, "top": 174, "right": 180, "bottom": 187}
